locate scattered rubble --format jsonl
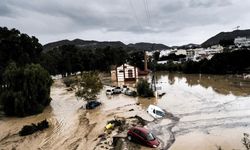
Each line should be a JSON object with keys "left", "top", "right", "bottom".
{"left": 94, "top": 115, "right": 148, "bottom": 150}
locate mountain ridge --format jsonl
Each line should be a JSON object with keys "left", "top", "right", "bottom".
{"left": 43, "top": 39, "right": 170, "bottom": 52}
{"left": 202, "top": 29, "right": 250, "bottom": 47}
{"left": 43, "top": 29, "right": 250, "bottom": 51}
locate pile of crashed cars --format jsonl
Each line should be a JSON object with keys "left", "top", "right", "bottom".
{"left": 106, "top": 85, "right": 137, "bottom": 97}
{"left": 106, "top": 86, "right": 166, "bottom": 148}
{"left": 89, "top": 85, "right": 167, "bottom": 148}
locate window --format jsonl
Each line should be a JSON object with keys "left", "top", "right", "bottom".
{"left": 119, "top": 70, "right": 124, "bottom": 73}
{"left": 146, "top": 133, "right": 155, "bottom": 141}
{"left": 156, "top": 110, "right": 165, "bottom": 117}
{"left": 134, "top": 129, "right": 141, "bottom": 135}
{"left": 128, "top": 69, "right": 133, "bottom": 78}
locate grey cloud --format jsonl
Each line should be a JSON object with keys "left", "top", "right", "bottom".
{"left": 188, "top": 0, "right": 232, "bottom": 8}
{"left": 0, "top": 2, "right": 12, "bottom": 16}
{"left": 0, "top": 0, "right": 249, "bottom": 45}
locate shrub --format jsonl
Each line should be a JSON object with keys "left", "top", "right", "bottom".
{"left": 136, "top": 79, "right": 154, "bottom": 97}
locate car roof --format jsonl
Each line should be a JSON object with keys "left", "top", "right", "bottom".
{"left": 131, "top": 127, "right": 149, "bottom": 134}
{"left": 148, "top": 105, "right": 164, "bottom": 111}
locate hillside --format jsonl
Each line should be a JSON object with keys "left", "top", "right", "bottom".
{"left": 43, "top": 39, "right": 126, "bottom": 52}
{"left": 43, "top": 39, "right": 169, "bottom": 52}
{"left": 127, "top": 42, "right": 170, "bottom": 51}
{"left": 172, "top": 43, "right": 201, "bottom": 49}
{"left": 202, "top": 29, "right": 250, "bottom": 47}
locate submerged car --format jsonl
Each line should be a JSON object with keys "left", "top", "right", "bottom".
{"left": 106, "top": 89, "right": 113, "bottom": 95}
{"left": 122, "top": 85, "right": 128, "bottom": 93}
{"left": 86, "top": 101, "right": 101, "bottom": 109}
{"left": 124, "top": 89, "right": 137, "bottom": 97}
{"left": 112, "top": 87, "right": 122, "bottom": 94}
{"left": 127, "top": 127, "right": 160, "bottom": 148}
{"left": 147, "top": 105, "right": 165, "bottom": 119}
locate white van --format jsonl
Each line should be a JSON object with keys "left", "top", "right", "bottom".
{"left": 147, "top": 105, "right": 165, "bottom": 119}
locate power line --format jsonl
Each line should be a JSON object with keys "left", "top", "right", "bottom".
{"left": 144, "top": 0, "right": 152, "bottom": 26}
{"left": 128, "top": 0, "right": 144, "bottom": 31}
{"left": 142, "top": 0, "right": 150, "bottom": 27}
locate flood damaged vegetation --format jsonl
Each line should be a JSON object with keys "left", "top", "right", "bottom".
{"left": 19, "top": 120, "right": 49, "bottom": 136}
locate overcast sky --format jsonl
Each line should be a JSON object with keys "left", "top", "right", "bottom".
{"left": 0, "top": 0, "right": 249, "bottom": 46}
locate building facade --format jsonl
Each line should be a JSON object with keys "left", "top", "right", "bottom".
{"left": 111, "top": 64, "right": 138, "bottom": 82}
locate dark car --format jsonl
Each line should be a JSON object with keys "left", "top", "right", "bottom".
{"left": 86, "top": 101, "right": 101, "bottom": 109}
{"left": 127, "top": 127, "right": 160, "bottom": 148}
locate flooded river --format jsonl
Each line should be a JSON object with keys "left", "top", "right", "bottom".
{"left": 1, "top": 73, "right": 250, "bottom": 150}
{"left": 144, "top": 73, "right": 250, "bottom": 150}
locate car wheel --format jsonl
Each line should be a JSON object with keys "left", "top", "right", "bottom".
{"left": 128, "top": 135, "right": 132, "bottom": 141}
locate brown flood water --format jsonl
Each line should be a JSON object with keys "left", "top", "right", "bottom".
{"left": 147, "top": 73, "right": 250, "bottom": 150}
{"left": 1, "top": 72, "right": 250, "bottom": 150}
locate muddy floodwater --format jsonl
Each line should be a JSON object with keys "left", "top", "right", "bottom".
{"left": 147, "top": 73, "right": 250, "bottom": 150}
{"left": 1, "top": 72, "right": 250, "bottom": 150}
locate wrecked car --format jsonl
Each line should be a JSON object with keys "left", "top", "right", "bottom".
{"left": 127, "top": 127, "right": 160, "bottom": 148}
{"left": 147, "top": 105, "right": 165, "bottom": 119}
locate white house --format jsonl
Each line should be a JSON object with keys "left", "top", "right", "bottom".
{"left": 111, "top": 64, "right": 138, "bottom": 82}
{"left": 234, "top": 37, "right": 250, "bottom": 47}
{"left": 159, "top": 49, "right": 171, "bottom": 57}
{"left": 175, "top": 49, "right": 187, "bottom": 55}
{"left": 186, "top": 49, "right": 195, "bottom": 60}
{"left": 157, "top": 60, "right": 168, "bottom": 64}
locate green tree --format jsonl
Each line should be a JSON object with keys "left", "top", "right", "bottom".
{"left": 153, "top": 51, "right": 160, "bottom": 61}
{"left": 136, "top": 79, "right": 154, "bottom": 97}
{"left": 0, "top": 27, "right": 43, "bottom": 91}
{"left": 0, "top": 63, "right": 53, "bottom": 117}
{"left": 75, "top": 72, "right": 103, "bottom": 102}
{"left": 128, "top": 51, "right": 144, "bottom": 70}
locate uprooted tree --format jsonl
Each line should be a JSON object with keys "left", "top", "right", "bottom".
{"left": 75, "top": 72, "right": 103, "bottom": 102}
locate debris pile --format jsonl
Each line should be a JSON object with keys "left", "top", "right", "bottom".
{"left": 19, "top": 119, "right": 49, "bottom": 136}
{"left": 94, "top": 116, "right": 148, "bottom": 149}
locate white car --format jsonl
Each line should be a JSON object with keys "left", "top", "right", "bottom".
{"left": 112, "top": 87, "right": 122, "bottom": 94}
{"left": 122, "top": 86, "right": 128, "bottom": 94}
{"left": 147, "top": 105, "right": 165, "bottom": 119}
{"left": 106, "top": 89, "right": 113, "bottom": 95}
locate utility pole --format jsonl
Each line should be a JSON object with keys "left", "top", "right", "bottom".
{"left": 151, "top": 43, "right": 157, "bottom": 94}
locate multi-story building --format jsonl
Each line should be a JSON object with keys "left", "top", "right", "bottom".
{"left": 234, "top": 37, "right": 250, "bottom": 47}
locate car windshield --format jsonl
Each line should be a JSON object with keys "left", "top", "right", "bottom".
{"left": 156, "top": 110, "right": 165, "bottom": 117}
{"left": 146, "top": 132, "right": 155, "bottom": 141}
